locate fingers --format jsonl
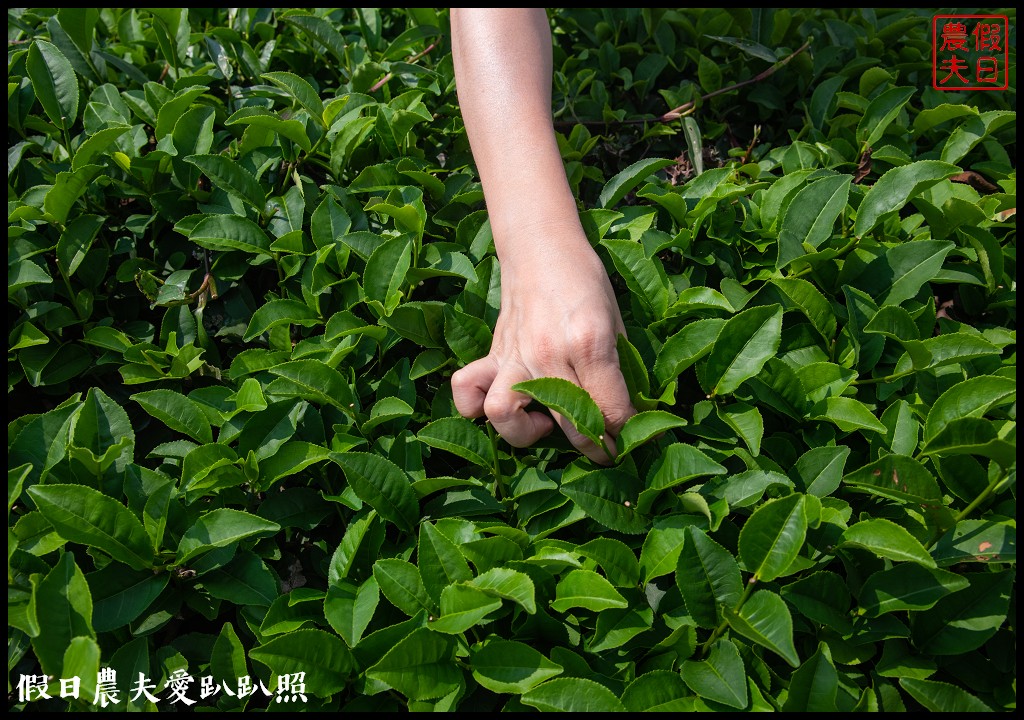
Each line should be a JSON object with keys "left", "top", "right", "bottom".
{"left": 574, "top": 355, "right": 637, "bottom": 439}
{"left": 483, "top": 365, "right": 555, "bottom": 447}
{"left": 544, "top": 366, "right": 614, "bottom": 467}
{"left": 451, "top": 357, "right": 498, "bottom": 419}
{"left": 452, "top": 344, "right": 635, "bottom": 467}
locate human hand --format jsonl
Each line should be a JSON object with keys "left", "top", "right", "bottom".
{"left": 451, "top": 223, "right": 636, "bottom": 464}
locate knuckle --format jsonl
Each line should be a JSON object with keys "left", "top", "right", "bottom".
{"left": 483, "top": 395, "right": 518, "bottom": 425}
{"left": 450, "top": 367, "right": 472, "bottom": 393}
{"left": 531, "top": 334, "right": 560, "bottom": 367}
{"left": 568, "top": 326, "right": 613, "bottom": 366}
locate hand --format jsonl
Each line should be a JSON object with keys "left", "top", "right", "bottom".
{"left": 451, "top": 223, "right": 636, "bottom": 464}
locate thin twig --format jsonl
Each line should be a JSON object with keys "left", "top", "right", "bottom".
{"left": 740, "top": 124, "right": 762, "bottom": 165}
{"left": 369, "top": 41, "right": 439, "bottom": 93}
{"left": 555, "top": 39, "right": 812, "bottom": 129}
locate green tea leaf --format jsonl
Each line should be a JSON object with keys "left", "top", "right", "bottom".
{"left": 676, "top": 526, "right": 742, "bottom": 628}
{"left": 470, "top": 568, "right": 536, "bottom": 614}
{"left": 325, "top": 578, "right": 379, "bottom": 647}
{"left": 366, "top": 627, "right": 460, "bottom": 701}
{"left": 30, "top": 552, "right": 94, "bottom": 676}
{"left": 931, "top": 519, "right": 1016, "bottom": 567}
{"left": 261, "top": 71, "right": 326, "bottom": 123}
{"left": 653, "top": 318, "right": 726, "bottom": 388}
{"left": 258, "top": 441, "right": 331, "bottom": 490}
{"left": 56, "top": 214, "right": 104, "bottom": 276}
{"left": 599, "top": 157, "right": 674, "bottom": 208}
{"left": 858, "top": 564, "right": 969, "bottom": 616}
{"left": 267, "top": 360, "right": 358, "bottom": 411}
{"left": 443, "top": 305, "right": 492, "bottom": 364}
{"left": 768, "top": 278, "right": 838, "bottom": 342}
{"left": 211, "top": 622, "right": 248, "bottom": 687}
{"left": 176, "top": 509, "right": 280, "bottom": 565}
{"left": 418, "top": 521, "right": 473, "bottom": 605}
{"left": 60, "top": 636, "right": 101, "bottom": 703}
{"left": 622, "top": 671, "right": 695, "bottom": 712}
{"left": 331, "top": 453, "right": 418, "bottom": 532}
{"left": 911, "top": 570, "right": 1013, "bottom": 655}
{"left": 924, "top": 376, "right": 1016, "bottom": 441}
{"left": 738, "top": 493, "right": 806, "bottom": 582}
{"left": 561, "top": 468, "right": 647, "bottom": 534}
{"left": 782, "top": 642, "right": 839, "bottom": 711}
{"left": 361, "top": 397, "right": 414, "bottom": 434}
{"left": 602, "top": 239, "right": 671, "bottom": 319}
{"left": 28, "top": 485, "right": 154, "bottom": 570}
{"left": 777, "top": 175, "right": 851, "bottom": 269}
{"left": 588, "top": 605, "right": 655, "bottom": 653}
{"left": 921, "top": 417, "right": 1016, "bottom": 468}
{"left": 857, "top": 86, "right": 915, "bottom": 147}
{"left": 780, "top": 571, "right": 853, "bottom": 633}
{"left": 854, "top": 161, "right": 960, "bottom": 237}
{"left": 250, "top": 629, "right": 354, "bottom": 698}
{"left": 704, "top": 305, "right": 783, "bottom": 397}
{"left": 27, "top": 39, "right": 79, "bottom": 130}
{"left": 202, "top": 550, "right": 279, "bottom": 607}
{"left": 718, "top": 403, "right": 764, "bottom": 456}
{"left": 838, "top": 519, "right": 936, "bottom": 567}
{"left": 429, "top": 584, "right": 502, "bottom": 634}
{"left": 616, "top": 410, "right": 687, "bottom": 458}
{"left": 470, "top": 639, "right": 563, "bottom": 694}
{"left": 681, "top": 638, "right": 748, "bottom": 709}
{"left": 551, "top": 568, "right": 628, "bottom": 612}
{"left": 843, "top": 454, "right": 943, "bottom": 504}
{"left": 899, "top": 678, "right": 994, "bottom": 712}
{"left": 522, "top": 677, "right": 627, "bottom": 712}
{"left": 811, "top": 396, "right": 887, "bottom": 434}
{"left": 373, "top": 558, "right": 434, "bottom": 616}
{"left": 791, "top": 446, "right": 850, "bottom": 497}
{"left": 88, "top": 563, "right": 168, "bottom": 632}
{"left": 577, "top": 537, "right": 640, "bottom": 587}
{"left": 512, "top": 376, "right": 607, "bottom": 447}
{"left": 226, "top": 107, "right": 313, "bottom": 152}
{"left": 131, "top": 389, "right": 213, "bottom": 443}
{"left": 417, "top": 417, "right": 494, "bottom": 468}
{"left": 364, "top": 233, "right": 413, "bottom": 314}
{"left": 189, "top": 214, "right": 271, "bottom": 256}
{"left": 640, "top": 515, "right": 707, "bottom": 584}
{"left": 281, "top": 14, "right": 348, "bottom": 64}
{"left": 725, "top": 590, "right": 800, "bottom": 667}
{"left": 185, "top": 154, "right": 267, "bottom": 211}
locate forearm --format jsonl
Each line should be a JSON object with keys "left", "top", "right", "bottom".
{"left": 450, "top": 8, "right": 588, "bottom": 268}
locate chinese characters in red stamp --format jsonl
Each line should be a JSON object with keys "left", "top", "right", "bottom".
{"left": 933, "top": 15, "right": 1009, "bottom": 91}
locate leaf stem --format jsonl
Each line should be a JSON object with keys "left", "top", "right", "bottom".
{"left": 926, "top": 468, "right": 1009, "bottom": 548}
{"left": 554, "top": 39, "right": 812, "bottom": 129}
{"left": 851, "top": 370, "right": 913, "bottom": 387}
{"left": 61, "top": 123, "right": 74, "bottom": 157}
{"left": 57, "top": 266, "right": 87, "bottom": 322}
{"left": 486, "top": 420, "right": 506, "bottom": 501}
{"left": 953, "top": 468, "right": 1008, "bottom": 524}
{"left": 699, "top": 577, "right": 757, "bottom": 657}
{"left": 369, "top": 41, "right": 438, "bottom": 93}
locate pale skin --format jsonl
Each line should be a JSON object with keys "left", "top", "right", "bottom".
{"left": 450, "top": 8, "right": 636, "bottom": 464}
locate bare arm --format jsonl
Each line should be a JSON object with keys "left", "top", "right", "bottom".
{"left": 450, "top": 8, "right": 635, "bottom": 463}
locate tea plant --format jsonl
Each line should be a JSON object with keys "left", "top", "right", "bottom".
{"left": 8, "top": 8, "right": 1015, "bottom": 712}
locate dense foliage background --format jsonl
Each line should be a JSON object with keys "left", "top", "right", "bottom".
{"left": 8, "top": 7, "right": 1016, "bottom": 712}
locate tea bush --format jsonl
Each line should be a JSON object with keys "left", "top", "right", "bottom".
{"left": 8, "top": 8, "right": 1016, "bottom": 712}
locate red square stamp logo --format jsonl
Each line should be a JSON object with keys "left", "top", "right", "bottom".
{"left": 933, "top": 14, "right": 1009, "bottom": 91}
